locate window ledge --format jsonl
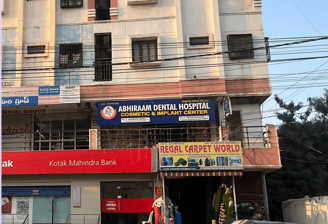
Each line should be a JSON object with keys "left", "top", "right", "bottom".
{"left": 130, "top": 61, "right": 162, "bottom": 68}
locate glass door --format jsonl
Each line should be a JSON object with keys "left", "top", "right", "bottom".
{"left": 53, "top": 196, "right": 71, "bottom": 224}
{"left": 33, "top": 196, "right": 53, "bottom": 224}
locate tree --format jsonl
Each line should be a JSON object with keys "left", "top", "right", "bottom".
{"left": 266, "top": 90, "right": 328, "bottom": 221}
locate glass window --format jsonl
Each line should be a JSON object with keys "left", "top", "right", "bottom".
{"left": 132, "top": 39, "right": 157, "bottom": 63}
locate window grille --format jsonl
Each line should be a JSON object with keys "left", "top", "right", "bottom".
{"left": 227, "top": 34, "right": 254, "bottom": 59}
{"left": 94, "top": 61, "right": 112, "bottom": 81}
{"left": 132, "top": 39, "right": 158, "bottom": 63}
{"left": 60, "top": 0, "right": 83, "bottom": 8}
{"left": 59, "top": 43, "right": 83, "bottom": 68}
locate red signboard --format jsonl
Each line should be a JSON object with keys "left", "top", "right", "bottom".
{"left": 1, "top": 149, "right": 152, "bottom": 175}
{"left": 101, "top": 198, "right": 154, "bottom": 213}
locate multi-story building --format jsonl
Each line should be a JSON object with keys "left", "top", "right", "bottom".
{"left": 1, "top": 0, "right": 281, "bottom": 224}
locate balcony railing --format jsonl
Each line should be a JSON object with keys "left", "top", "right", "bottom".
{"left": 2, "top": 129, "right": 90, "bottom": 151}
{"left": 1, "top": 214, "right": 29, "bottom": 224}
{"left": 66, "top": 214, "right": 100, "bottom": 224}
{"left": 1, "top": 126, "right": 270, "bottom": 151}
{"left": 225, "top": 126, "right": 268, "bottom": 148}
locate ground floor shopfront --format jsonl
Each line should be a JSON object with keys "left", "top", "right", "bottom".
{"left": 2, "top": 173, "right": 158, "bottom": 224}
{"left": 161, "top": 171, "right": 269, "bottom": 224}
{"left": 1, "top": 149, "right": 157, "bottom": 224}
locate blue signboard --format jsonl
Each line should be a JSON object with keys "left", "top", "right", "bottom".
{"left": 97, "top": 98, "right": 216, "bottom": 126}
{"left": 39, "top": 86, "right": 60, "bottom": 96}
{"left": 2, "top": 96, "right": 39, "bottom": 107}
{"left": 223, "top": 97, "right": 232, "bottom": 117}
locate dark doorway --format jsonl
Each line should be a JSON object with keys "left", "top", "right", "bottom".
{"left": 95, "top": 33, "right": 112, "bottom": 81}
{"left": 167, "top": 177, "right": 232, "bottom": 224}
{"left": 168, "top": 178, "right": 210, "bottom": 224}
{"left": 96, "top": 0, "right": 110, "bottom": 21}
{"left": 226, "top": 111, "right": 243, "bottom": 144}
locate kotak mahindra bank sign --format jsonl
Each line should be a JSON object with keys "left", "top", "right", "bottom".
{"left": 1, "top": 149, "right": 152, "bottom": 175}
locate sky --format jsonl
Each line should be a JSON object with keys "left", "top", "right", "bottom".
{"left": 261, "top": 0, "right": 328, "bottom": 125}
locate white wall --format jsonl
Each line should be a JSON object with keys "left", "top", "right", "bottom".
{"left": 218, "top": 0, "right": 269, "bottom": 81}
{"left": 2, "top": 0, "right": 269, "bottom": 87}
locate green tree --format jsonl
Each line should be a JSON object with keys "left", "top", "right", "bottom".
{"left": 266, "top": 90, "right": 328, "bottom": 221}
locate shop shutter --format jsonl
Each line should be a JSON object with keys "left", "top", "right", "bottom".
{"left": 234, "top": 172, "right": 264, "bottom": 206}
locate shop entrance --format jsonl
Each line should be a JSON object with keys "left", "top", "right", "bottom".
{"left": 33, "top": 196, "right": 71, "bottom": 224}
{"left": 167, "top": 177, "right": 232, "bottom": 224}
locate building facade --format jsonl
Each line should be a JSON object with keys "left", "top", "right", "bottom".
{"left": 1, "top": 0, "right": 280, "bottom": 224}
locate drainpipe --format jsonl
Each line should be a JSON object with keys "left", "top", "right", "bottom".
{"left": 162, "top": 176, "right": 166, "bottom": 224}
{"left": 232, "top": 176, "right": 238, "bottom": 220}
{"left": 262, "top": 174, "right": 270, "bottom": 221}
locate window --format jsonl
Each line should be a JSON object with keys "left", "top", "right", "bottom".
{"left": 27, "top": 45, "right": 45, "bottom": 54}
{"left": 190, "top": 36, "right": 209, "bottom": 46}
{"left": 34, "top": 119, "right": 91, "bottom": 150}
{"left": 95, "top": 34, "right": 112, "bottom": 81}
{"left": 60, "top": 0, "right": 83, "bottom": 8}
{"left": 25, "top": 43, "right": 49, "bottom": 58}
{"left": 132, "top": 39, "right": 158, "bottom": 63}
{"left": 96, "top": 0, "right": 110, "bottom": 21}
{"left": 59, "top": 43, "right": 83, "bottom": 68}
{"left": 127, "top": 0, "right": 158, "bottom": 5}
{"left": 227, "top": 34, "right": 254, "bottom": 59}
{"left": 186, "top": 34, "right": 213, "bottom": 50}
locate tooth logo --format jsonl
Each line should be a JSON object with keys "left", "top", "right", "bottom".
{"left": 101, "top": 106, "right": 117, "bottom": 120}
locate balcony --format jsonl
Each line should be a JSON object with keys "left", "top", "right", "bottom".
{"left": 1, "top": 124, "right": 281, "bottom": 173}
{"left": 2, "top": 125, "right": 275, "bottom": 151}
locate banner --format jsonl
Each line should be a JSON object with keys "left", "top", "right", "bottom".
{"left": 1, "top": 149, "right": 152, "bottom": 175}
{"left": 2, "top": 85, "right": 80, "bottom": 107}
{"left": 159, "top": 142, "right": 243, "bottom": 170}
{"left": 97, "top": 98, "right": 215, "bottom": 126}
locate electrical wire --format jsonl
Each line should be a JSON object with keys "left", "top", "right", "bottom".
{"left": 281, "top": 157, "right": 328, "bottom": 164}
{"left": 277, "top": 130, "right": 328, "bottom": 157}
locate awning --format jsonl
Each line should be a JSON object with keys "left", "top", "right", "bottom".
{"left": 160, "top": 170, "right": 243, "bottom": 178}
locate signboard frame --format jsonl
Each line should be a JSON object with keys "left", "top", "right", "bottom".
{"left": 158, "top": 141, "right": 243, "bottom": 171}
{"left": 97, "top": 98, "right": 216, "bottom": 126}
{"left": 223, "top": 97, "right": 232, "bottom": 118}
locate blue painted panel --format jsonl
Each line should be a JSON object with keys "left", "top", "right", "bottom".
{"left": 2, "top": 29, "right": 7, "bottom": 43}
{"left": 82, "top": 24, "right": 94, "bottom": 40}
{"left": 58, "top": 25, "right": 82, "bottom": 42}
{"left": 2, "top": 186, "right": 71, "bottom": 196}
{"left": 83, "top": 43, "right": 95, "bottom": 66}
{"left": 2, "top": 46, "right": 17, "bottom": 72}
{"left": 70, "top": 68, "right": 81, "bottom": 85}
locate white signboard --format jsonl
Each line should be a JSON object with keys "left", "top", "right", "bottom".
{"left": 60, "top": 85, "right": 80, "bottom": 104}
{"left": 72, "top": 187, "right": 81, "bottom": 207}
